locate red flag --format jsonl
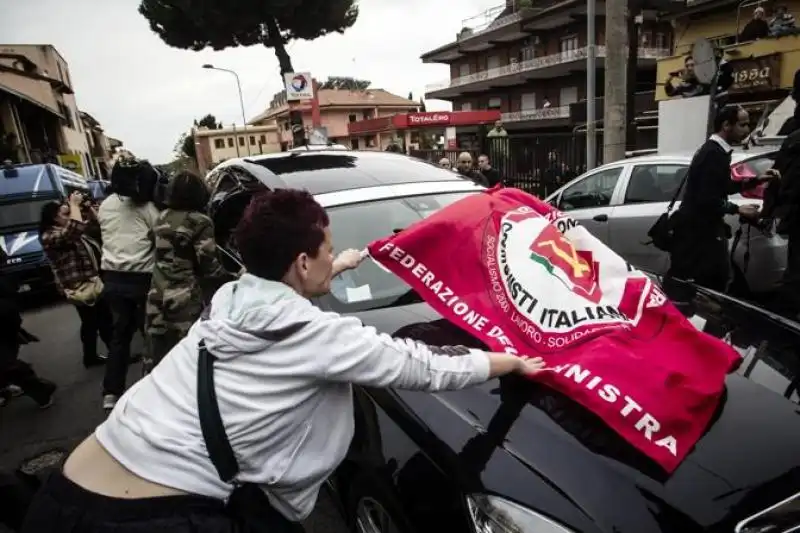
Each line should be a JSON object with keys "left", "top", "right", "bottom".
{"left": 367, "top": 187, "right": 741, "bottom": 472}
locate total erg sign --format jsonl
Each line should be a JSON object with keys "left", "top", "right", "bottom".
{"left": 407, "top": 112, "right": 451, "bottom": 126}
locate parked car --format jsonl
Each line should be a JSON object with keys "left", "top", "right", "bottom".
{"left": 543, "top": 151, "right": 786, "bottom": 295}
{"left": 207, "top": 149, "right": 800, "bottom": 533}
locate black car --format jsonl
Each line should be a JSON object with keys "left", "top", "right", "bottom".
{"left": 207, "top": 150, "right": 800, "bottom": 533}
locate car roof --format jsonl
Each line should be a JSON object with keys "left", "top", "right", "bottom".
{"left": 213, "top": 150, "right": 466, "bottom": 196}
{"left": 587, "top": 148, "right": 778, "bottom": 171}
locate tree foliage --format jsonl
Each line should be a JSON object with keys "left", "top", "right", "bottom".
{"left": 319, "top": 76, "right": 371, "bottom": 91}
{"left": 196, "top": 114, "right": 222, "bottom": 129}
{"left": 138, "top": 0, "right": 359, "bottom": 75}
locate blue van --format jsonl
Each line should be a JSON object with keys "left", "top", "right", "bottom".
{"left": 0, "top": 163, "right": 91, "bottom": 294}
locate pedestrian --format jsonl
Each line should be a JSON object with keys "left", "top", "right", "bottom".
{"left": 0, "top": 248, "right": 56, "bottom": 409}
{"left": 20, "top": 188, "right": 546, "bottom": 533}
{"left": 39, "top": 192, "right": 112, "bottom": 369}
{"left": 664, "top": 55, "right": 708, "bottom": 99}
{"left": 667, "top": 106, "right": 778, "bottom": 293}
{"left": 477, "top": 154, "right": 502, "bottom": 187}
{"left": 456, "top": 152, "right": 489, "bottom": 187}
{"left": 762, "top": 100, "right": 800, "bottom": 318}
{"left": 438, "top": 157, "right": 453, "bottom": 170}
{"left": 98, "top": 157, "right": 160, "bottom": 412}
{"left": 144, "top": 171, "right": 231, "bottom": 374}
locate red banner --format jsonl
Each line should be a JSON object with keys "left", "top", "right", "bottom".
{"left": 367, "top": 187, "right": 741, "bottom": 472}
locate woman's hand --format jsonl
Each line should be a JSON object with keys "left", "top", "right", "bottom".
{"left": 486, "top": 352, "right": 547, "bottom": 378}
{"left": 68, "top": 192, "right": 85, "bottom": 222}
{"left": 332, "top": 248, "right": 366, "bottom": 277}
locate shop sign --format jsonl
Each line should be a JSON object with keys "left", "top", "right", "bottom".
{"left": 408, "top": 112, "right": 451, "bottom": 126}
{"left": 729, "top": 54, "right": 781, "bottom": 93}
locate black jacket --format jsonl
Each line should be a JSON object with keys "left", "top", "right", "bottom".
{"left": 482, "top": 167, "right": 502, "bottom": 187}
{"left": 764, "top": 127, "right": 800, "bottom": 231}
{"left": 679, "top": 138, "right": 761, "bottom": 226}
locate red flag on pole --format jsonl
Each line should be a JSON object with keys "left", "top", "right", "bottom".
{"left": 367, "top": 187, "right": 741, "bottom": 472}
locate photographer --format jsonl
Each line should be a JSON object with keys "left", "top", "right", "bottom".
{"left": 664, "top": 56, "right": 708, "bottom": 98}
{"left": 98, "top": 157, "right": 160, "bottom": 413}
{"left": 40, "top": 191, "right": 112, "bottom": 369}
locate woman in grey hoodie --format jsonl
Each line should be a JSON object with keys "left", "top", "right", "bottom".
{"left": 21, "top": 188, "right": 545, "bottom": 533}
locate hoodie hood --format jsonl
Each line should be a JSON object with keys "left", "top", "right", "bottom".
{"left": 194, "top": 273, "right": 312, "bottom": 361}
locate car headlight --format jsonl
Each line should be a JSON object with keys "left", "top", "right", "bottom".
{"left": 466, "top": 494, "right": 575, "bottom": 533}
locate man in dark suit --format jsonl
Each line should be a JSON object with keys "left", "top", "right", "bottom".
{"left": 668, "top": 106, "right": 779, "bottom": 293}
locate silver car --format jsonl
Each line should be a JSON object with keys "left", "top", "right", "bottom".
{"left": 544, "top": 152, "right": 788, "bottom": 294}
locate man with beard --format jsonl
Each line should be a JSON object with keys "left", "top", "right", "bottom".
{"left": 668, "top": 106, "right": 777, "bottom": 293}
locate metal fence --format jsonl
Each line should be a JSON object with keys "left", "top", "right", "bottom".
{"left": 410, "top": 132, "right": 605, "bottom": 198}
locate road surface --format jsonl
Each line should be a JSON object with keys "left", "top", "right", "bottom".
{"left": 0, "top": 297, "right": 348, "bottom": 533}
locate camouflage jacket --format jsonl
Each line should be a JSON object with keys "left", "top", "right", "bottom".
{"left": 146, "top": 209, "right": 228, "bottom": 336}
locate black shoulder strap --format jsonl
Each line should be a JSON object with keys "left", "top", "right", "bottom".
{"left": 197, "top": 341, "right": 240, "bottom": 483}
{"left": 666, "top": 167, "right": 691, "bottom": 214}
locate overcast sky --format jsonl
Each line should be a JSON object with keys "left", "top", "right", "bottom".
{"left": 2, "top": 0, "right": 501, "bottom": 163}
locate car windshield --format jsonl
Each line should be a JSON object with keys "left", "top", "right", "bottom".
{"left": 0, "top": 199, "right": 55, "bottom": 230}
{"left": 322, "top": 191, "right": 476, "bottom": 312}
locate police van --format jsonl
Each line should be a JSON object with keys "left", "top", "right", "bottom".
{"left": 0, "top": 162, "right": 92, "bottom": 293}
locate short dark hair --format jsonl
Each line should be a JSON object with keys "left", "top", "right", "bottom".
{"left": 714, "top": 105, "right": 744, "bottom": 132}
{"left": 38, "top": 200, "right": 63, "bottom": 238}
{"left": 684, "top": 55, "right": 693, "bottom": 64}
{"left": 234, "top": 189, "right": 330, "bottom": 281}
{"left": 479, "top": 154, "right": 489, "bottom": 161}
{"left": 168, "top": 171, "right": 209, "bottom": 212}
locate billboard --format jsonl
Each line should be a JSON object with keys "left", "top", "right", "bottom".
{"left": 284, "top": 72, "right": 314, "bottom": 101}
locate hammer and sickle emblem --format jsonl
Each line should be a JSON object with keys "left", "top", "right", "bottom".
{"left": 537, "top": 237, "right": 590, "bottom": 278}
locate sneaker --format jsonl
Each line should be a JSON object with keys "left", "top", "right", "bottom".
{"left": 102, "top": 394, "right": 118, "bottom": 412}
{"left": 33, "top": 381, "right": 56, "bottom": 410}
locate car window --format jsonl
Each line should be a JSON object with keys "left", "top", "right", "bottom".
{"left": 320, "top": 192, "right": 475, "bottom": 312}
{"left": 742, "top": 153, "right": 776, "bottom": 176}
{"left": 624, "top": 164, "right": 688, "bottom": 204}
{"left": 558, "top": 167, "right": 623, "bottom": 211}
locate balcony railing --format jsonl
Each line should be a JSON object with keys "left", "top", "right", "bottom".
{"left": 426, "top": 46, "right": 671, "bottom": 93}
{"left": 502, "top": 105, "right": 570, "bottom": 122}
{"left": 457, "top": 4, "right": 525, "bottom": 41}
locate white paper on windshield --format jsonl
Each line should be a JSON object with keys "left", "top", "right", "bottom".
{"left": 687, "top": 315, "right": 707, "bottom": 332}
{"left": 346, "top": 284, "right": 373, "bottom": 303}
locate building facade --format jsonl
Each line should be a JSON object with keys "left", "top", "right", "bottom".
{"left": 656, "top": 0, "right": 800, "bottom": 117}
{"left": 0, "top": 45, "right": 102, "bottom": 174}
{"left": 249, "top": 88, "right": 419, "bottom": 149}
{"left": 193, "top": 123, "right": 280, "bottom": 175}
{"left": 421, "top": 0, "right": 673, "bottom": 157}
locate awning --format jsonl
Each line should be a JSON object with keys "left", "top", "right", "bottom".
{"left": 0, "top": 83, "right": 63, "bottom": 118}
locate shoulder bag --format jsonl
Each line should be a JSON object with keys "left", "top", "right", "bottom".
{"left": 646, "top": 170, "right": 690, "bottom": 252}
{"left": 197, "top": 342, "right": 305, "bottom": 533}
{"left": 53, "top": 236, "right": 104, "bottom": 306}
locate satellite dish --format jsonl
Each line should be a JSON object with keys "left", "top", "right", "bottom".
{"left": 691, "top": 38, "right": 718, "bottom": 85}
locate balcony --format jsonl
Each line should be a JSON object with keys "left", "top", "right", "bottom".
{"left": 421, "top": 3, "right": 538, "bottom": 63}
{"left": 656, "top": 34, "right": 800, "bottom": 101}
{"left": 502, "top": 105, "right": 570, "bottom": 123}
{"left": 426, "top": 46, "right": 670, "bottom": 99}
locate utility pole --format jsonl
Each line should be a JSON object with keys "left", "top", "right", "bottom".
{"left": 625, "top": 2, "right": 640, "bottom": 152}
{"left": 604, "top": 0, "right": 628, "bottom": 163}
{"left": 586, "top": 0, "right": 597, "bottom": 170}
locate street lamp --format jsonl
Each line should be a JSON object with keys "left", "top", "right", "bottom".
{"left": 202, "top": 64, "right": 251, "bottom": 155}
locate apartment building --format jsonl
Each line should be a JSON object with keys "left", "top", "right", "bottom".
{"left": 0, "top": 44, "right": 99, "bottom": 173}
{"left": 656, "top": 0, "right": 800, "bottom": 117}
{"left": 249, "top": 88, "right": 419, "bottom": 149}
{"left": 193, "top": 123, "right": 281, "bottom": 175}
{"left": 422, "top": 0, "right": 673, "bottom": 149}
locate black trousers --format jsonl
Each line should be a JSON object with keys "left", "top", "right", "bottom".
{"left": 74, "top": 297, "right": 113, "bottom": 364}
{"left": 782, "top": 225, "right": 800, "bottom": 315}
{"left": 102, "top": 273, "right": 150, "bottom": 397}
{"left": 20, "top": 471, "right": 235, "bottom": 533}
{"left": 668, "top": 221, "right": 731, "bottom": 293}
{"left": 0, "top": 342, "right": 53, "bottom": 405}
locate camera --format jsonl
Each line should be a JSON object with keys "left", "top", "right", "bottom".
{"left": 110, "top": 157, "right": 167, "bottom": 207}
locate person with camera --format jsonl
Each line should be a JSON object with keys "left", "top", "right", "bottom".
{"left": 40, "top": 191, "right": 112, "bottom": 369}
{"left": 144, "top": 171, "right": 231, "bottom": 375}
{"left": 98, "top": 157, "right": 160, "bottom": 412}
{"left": 664, "top": 55, "right": 708, "bottom": 98}
{"left": 667, "top": 106, "right": 779, "bottom": 294}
